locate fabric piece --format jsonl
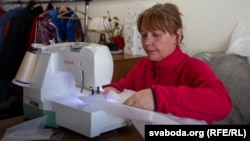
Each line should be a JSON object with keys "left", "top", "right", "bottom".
{"left": 0, "top": 116, "right": 53, "bottom": 141}
{"left": 226, "top": 21, "right": 250, "bottom": 57}
{"left": 79, "top": 90, "right": 206, "bottom": 139}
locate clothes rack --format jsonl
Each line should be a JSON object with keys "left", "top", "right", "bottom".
{"left": 1, "top": 0, "right": 92, "bottom": 42}
{"left": 0, "top": 0, "right": 88, "bottom": 5}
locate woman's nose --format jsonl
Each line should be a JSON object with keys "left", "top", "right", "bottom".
{"left": 143, "top": 36, "right": 153, "bottom": 46}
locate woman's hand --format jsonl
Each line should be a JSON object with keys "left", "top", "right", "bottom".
{"left": 102, "top": 87, "right": 121, "bottom": 97}
{"left": 123, "top": 89, "right": 155, "bottom": 111}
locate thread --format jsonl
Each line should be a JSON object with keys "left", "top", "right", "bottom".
{"left": 13, "top": 51, "right": 38, "bottom": 86}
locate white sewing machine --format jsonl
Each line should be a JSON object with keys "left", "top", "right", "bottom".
{"left": 12, "top": 42, "right": 129, "bottom": 138}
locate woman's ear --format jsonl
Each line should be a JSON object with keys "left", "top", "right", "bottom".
{"left": 176, "top": 28, "right": 183, "bottom": 43}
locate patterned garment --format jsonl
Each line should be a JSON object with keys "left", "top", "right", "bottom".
{"left": 34, "top": 16, "right": 58, "bottom": 45}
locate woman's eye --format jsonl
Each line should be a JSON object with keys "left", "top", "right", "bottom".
{"left": 141, "top": 33, "right": 147, "bottom": 37}
{"left": 152, "top": 33, "right": 160, "bottom": 37}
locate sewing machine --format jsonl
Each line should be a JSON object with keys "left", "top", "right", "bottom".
{"left": 12, "top": 42, "right": 129, "bottom": 138}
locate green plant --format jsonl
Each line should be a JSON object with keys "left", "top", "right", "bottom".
{"left": 103, "top": 11, "right": 124, "bottom": 43}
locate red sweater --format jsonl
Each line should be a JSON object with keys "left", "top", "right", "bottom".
{"left": 105, "top": 47, "right": 232, "bottom": 124}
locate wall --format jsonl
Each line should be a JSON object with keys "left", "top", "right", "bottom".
{"left": 3, "top": 0, "right": 250, "bottom": 55}
{"left": 87, "top": 0, "right": 250, "bottom": 55}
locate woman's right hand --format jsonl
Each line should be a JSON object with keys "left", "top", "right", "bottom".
{"left": 102, "top": 87, "right": 121, "bottom": 97}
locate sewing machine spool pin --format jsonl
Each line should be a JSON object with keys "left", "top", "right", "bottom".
{"left": 97, "top": 86, "right": 100, "bottom": 94}
{"left": 90, "top": 86, "right": 101, "bottom": 95}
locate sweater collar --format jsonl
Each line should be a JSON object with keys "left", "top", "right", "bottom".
{"left": 154, "top": 46, "right": 186, "bottom": 67}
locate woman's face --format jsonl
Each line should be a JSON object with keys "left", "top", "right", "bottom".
{"left": 140, "top": 28, "right": 178, "bottom": 61}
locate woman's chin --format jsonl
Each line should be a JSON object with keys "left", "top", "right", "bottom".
{"left": 148, "top": 56, "right": 160, "bottom": 61}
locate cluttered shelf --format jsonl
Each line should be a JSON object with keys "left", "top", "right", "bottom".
{"left": 0, "top": 116, "right": 144, "bottom": 141}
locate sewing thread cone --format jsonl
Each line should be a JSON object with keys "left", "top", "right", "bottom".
{"left": 14, "top": 51, "right": 38, "bottom": 84}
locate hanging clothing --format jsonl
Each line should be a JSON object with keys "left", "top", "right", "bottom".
{"left": 0, "top": 3, "right": 43, "bottom": 120}
{"left": 43, "top": 6, "right": 85, "bottom": 43}
{"left": 28, "top": 3, "right": 56, "bottom": 51}
{"left": 31, "top": 6, "right": 85, "bottom": 47}
{"left": 33, "top": 16, "right": 58, "bottom": 45}
{"left": 0, "top": 7, "right": 23, "bottom": 55}
{"left": 0, "top": 6, "right": 5, "bottom": 17}
{"left": 0, "top": 5, "right": 43, "bottom": 80}
{"left": 67, "top": 12, "right": 85, "bottom": 42}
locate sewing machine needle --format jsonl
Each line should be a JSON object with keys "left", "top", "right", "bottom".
{"left": 81, "top": 70, "right": 84, "bottom": 93}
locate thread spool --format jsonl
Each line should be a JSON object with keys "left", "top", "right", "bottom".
{"left": 12, "top": 51, "right": 38, "bottom": 87}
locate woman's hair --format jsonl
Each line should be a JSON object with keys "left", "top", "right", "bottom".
{"left": 137, "top": 3, "right": 183, "bottom": 42}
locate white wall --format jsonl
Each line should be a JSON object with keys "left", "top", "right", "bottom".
{"left": 3, "top": 0, "right": 250, "bottom": 55}
{"left": 86, "top": 0, "right": 250, "bottom": 55}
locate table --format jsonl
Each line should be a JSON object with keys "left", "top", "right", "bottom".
{"left": 0, "top": 116, "right": 144, "bottom": 141}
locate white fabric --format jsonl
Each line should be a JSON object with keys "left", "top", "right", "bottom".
{"left": 0, "top": 116, "right": 53, "bottom": 141}
{"left": 226, "top": 21, "right": 250, "bottom": 64}
{"left": 88, "top": 17, "right": 108, "bottom": 33}
{"left": 79, "top": 89, "right": 206, "bottom": 139}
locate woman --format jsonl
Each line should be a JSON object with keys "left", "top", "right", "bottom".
{"left": 103, "top": 3, "right": 232, "bottom": 124}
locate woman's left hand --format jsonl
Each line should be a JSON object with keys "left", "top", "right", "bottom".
{"left": 123, "top": 88, "right": 155, "bottom": 111}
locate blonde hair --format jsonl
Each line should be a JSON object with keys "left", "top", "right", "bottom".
{"left": 137, "top": 3, "right": 183, "bottom": 42}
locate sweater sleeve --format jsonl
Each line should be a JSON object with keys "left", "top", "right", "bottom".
{"left": 153, "top": 59, "right": 232, "bottom": 124}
